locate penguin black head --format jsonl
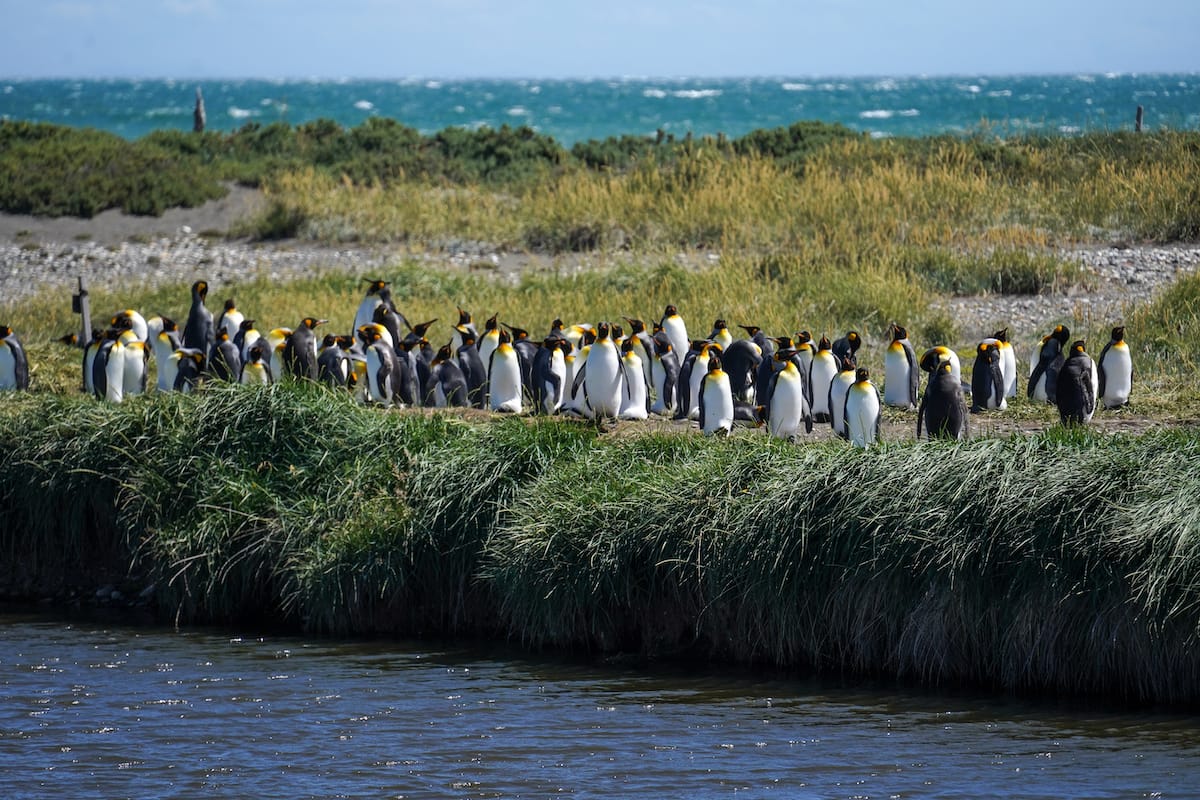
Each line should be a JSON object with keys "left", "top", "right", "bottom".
{"left": 1052, "top": 324, "right": 1070, "bottom": 344}
{"left": 192, "top": 280, "right": 208, "bottom": 300}
{"left": 321, "top": 333, "right": 339, "bottom": 348}
{"left": 412, "top": 319, "right": 437, "bottom": 337}
{"left": 620, "top": 337, "right": 636, "bottom": 354}
{"left": 652, "top": 334, "right": 672, "bottom": 355}
{"left": 337, "top": 335, "right": 355, "bottom": 350}
{"left": 549, "top": 318, "right": 565, "bottom": 334}
{"left": 498, "top": 329, "right": 512, "bottom": 345}
{"left": 839, "top": 355, "right": 856, "bottom": 372}
{"left": 891, "top": 323, "right": 907, "bottom": 342}
{"left": 937, "top": 361, "right": 954, "bottom": 377}
{"left": 624, "top": 317, "right": 646, "bottom": 334}
{"left": 739, "top": 324, "right": 761, "bottom": 337}
{"left": 582, "top": 327, "right": 597, "bottom": 346}
{"left": 920, "top": 347, "right": 946, "bottom": 372}
{"left": 503, "top": 323, "right": 529, "bottom": 341}
{"left": 301, "top": 317, "right": 326, "bottom": 330}
{"left": 772, "top": 336, "right": 794, "bottom": 350}
{"left": 238, "top": 319, "right": 255, "bottom": 331}
{"left": 795, "top": 330, "right": 813, "bottom": 345}
{"left": 774, "top": 348, "right": 797, "bottom": 363}
{"left": 57, "top": 332, "right": 79, "bottom": 346}
{"left": 596, "top": 321, "right": 611, "bottom": 341}
{"left": 846, "top": 331, "right": 861, "bottom": 351}
{"left": 363, "top": 279, "right": 388, "bottom": 295}
{"left": 1111, "top": 326, "right": 1125, "bottom": 341}
{"left": 223, "top": 298, "right": 237, "bottom": 312}
{"left": 484, "top": 313, "right": 499, "bottom": 332}
{"left": 247, "top": 343, "right": 267, "bottom": 362}
{"left": 663, "top": 304, "right": 678, "bottom": 319}
{"left": 1070, "top": 340, "right": 1088, "bottom": 356}
{"left": 707, "top": 353, "right": 723, "bottom": 372}
{"left": 435, "top": 343, "right": 454, "bottom": 362}
{"left": 457, "top": 307, "right": 473, "bottom": 325}
{"left": 710, "top": 318, "right": 728, "bottom": 334}
{"left": 817, "top": 335, "right": 832, "bottom": 351}
{"left": 992, "top": 327, "right": 1009, "bottom": 343}
{"left": 855, "top": 367, "right": 871, "bottom": 383}
{"left": 707, "top": 342, "right": 724, "bottom": 357}
{"left": 1, "top": 325, "right": 14, "bottom": 339}
{"left": 216, "top": 328, "right": 231, "bottom": 342}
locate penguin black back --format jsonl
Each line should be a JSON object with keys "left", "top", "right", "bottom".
{"left": 1056, "top": 340, "right": 1097, "bottom": 426}
{"left": 182, "top": 280, "right": 214, "bottom": 367}
{"left": 918, "top": 361, "right": 968, "bottom": 440}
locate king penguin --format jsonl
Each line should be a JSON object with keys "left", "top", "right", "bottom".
{"left": 182, "top": 280, "right": 214, "bottom": 370}
{"left": 829, "top": 355, "right": 857, "bottom": 440}
{"left": 111, "top": 309, "right": 148, "bottom": 342}
{"left": 284, "top": 317, "right": 326, "bottom": 381}
{"left": 844, "top": 367, "right": 882, "bottom": 448}
{"left": 1056, "top": 340, "right": 1098, "bottom": 425}
{"left": 660, "top": 304, "right": 690, "bottom": 367}
{"left": 709, "top": 319, "right": 734, "bottom": 352}
{"left": 0, "top": 325, "right": 30, "bottom": 391}
{"left": 532, "top": 337, "right": 568, "bottom": 414}
{"left": 152, "top": 317, "right": 183, "bottom": 391}
{"left": 832, "top": 330, "right": 862, "bottom": 367}
{"left": 809, "top": 335, "right": 839, "bottom": 423}
{"left": 698, "top": 353, "right": 734, "bottom": 436}
{"left": 209, "top": 327, "right": 243, "bottom": 382}
{"left": 720, "top": 337, "right": 763, "bottom": 403}
{"left": 919, "top": 346, "right": 961, "bottom": 385}
{"left": 970, "top": 340, "right": 1007, "bottom": 412}
{"left": 122, "top": 336, "right": 148, "bottom": 398}
{"left": 581, "top": 321, "right": 623, "bottom": 420}
{"left": 92, "top": 328, "right": 127, "bottom": 403}
{"left": 456, "top": 327, "right": 487, "bottom": 408}
{"left": 618, "top": 337, "right": 651, "bottom": 420}
{"left": 1097, "top": 326, "right": 1133, "bottom": 409}
{"left": 425, "top": 343, "right": 469, "bottom": 408}
{"left": 240, "top": 342, "right": 273, "bottom": 386}
{"left": 1028, "top": 324, "right": 1070, "bottom": 404}
{"left": 361, "top": 325, "right": 397, "bottom": 407}
{"left": 650, "top": 332, "right": 680, "bottom": 416}
{"left": 917, "top": 359, "right": 968, "bottom": 440}
{"left": 317, "top": 334, "right": 352, "bottom": 388}
{"left": 354, "top": 279, "right": 399, "bottom": 336}
{"left": 215, "top": 298, "right": 244, "bottom": 340}
{"left": 992, "top": 328, "right": 1018, "bottom": 398}
{"left": 882, "top": 322, "right": 918, "bottom": 409}
{"left": 478, "top": 313, "right": 502, "bottom": 381}
{"left": 765, "top": 348, "right": 812, "bottom": 440}
{"left": 486, "top": 329, "right": 524, "bottom": 413}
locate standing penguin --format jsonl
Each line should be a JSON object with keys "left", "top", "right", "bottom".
{"left": 122, "top": 338, "right": 148, "bottom": 397}
{"left": 792, "top": 331, "right": 816, "bottom": 397}
{"left": 531, "top": 337, "right": 568, "bottom": 414}
{"left": 970, "top": 340, "right": 1007, "bottom": 412}
{"left": 234, "top": 318, "right": 262, "bottom": 363}
{"left": 478, "top": 313, "right": 502, "bottom": 381}
{"left": 650, "top": 333, "right": 680, "bottom": 416}
{"left": 215, "top": 298, "right": 244, "bottom": 340}
{"left": 456, "top": 328, "right": 487, "bottom": 408}
{"left": 173, "top": 348, "right": 206, "bottom": 393}
{"left": 240, "top": 342, "right": 273, "bottom": 386}
{"left": 111, "top": 309, "right": 149, "bottom": 342}
{"left": 284, "top": 317, "right": 326, "bottom": 381}
{"left": 882, "top": 322, "right": 918, "bottom": 410}
{"left": 425, "top": 343, "right": 469, "bottom": 408}
{"left": 317, "top": 334, "right": 352, "bottom": 388}
{"left": 618, "top": 337, "right": 651, "bottom": 420}
{"left": 353, "top": 279, "right": 398, "bottom": 336}
{"left": 809, "top": 335, "right": 839, "bottom": 423}
{"left": 151, "top": 317, "right": 183, "bottom": 391}
{"left": 209, "top": 328, "right": 243, "bottom": 382}
{"left": 829, "top": 355, "right": 858, "bottom": 440}
{"left": 832, "top": 330, "right": 862, "bottom": 367}
{"left": 917, "top": 359, "right": 969, "bottom": 440}
{"left": 1028, "top": 324, "right": 1070, "bottom": 404}
{"left": 0, "top": 325, "right": 30, "bottom": 391}
{"left": 698, "top": 353, "right": 734, "bottom": 436}
{"left": 182, "top": 280, "right": 214, "bottom": 369}
{"left": 1056, "top": 340, "right": 1098, "bottom": 425}
{"left": 709, "top": 319, "right": 734, "bottom": 352}
{"left": 765, "top": 349, "right": 812, "bottom": 440}
{"left": 581, "top": 321, "right": 623, "bottom": 420}
{"left": 919, "top": 345, "right": 962, "bottom": 385}
{"left": 843, "top": 367, "right": 882, "bottom": 448}
{"left": 1097, "top": 326, "right": 1133, "bottom": 409}
{"left": 720, "top": 337, "right": 763, "bottom": 403}
{"left": 992, "top": 328, "right": 1018, "bottom": 398}
{"left": 92, "top": 328, "right": 127, "bottom": 403}
{"left": 487, "top": 329, "right": 524, "bottom": 413}
{"left": 660, "top": 305, "right": 690, "bottom": 366}
{"left": 361, "top": 326, "right": 397, "bottom": 407}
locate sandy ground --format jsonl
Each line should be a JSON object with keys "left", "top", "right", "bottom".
{"left": 0, "top": 185, "right": 268, "bottom": 245}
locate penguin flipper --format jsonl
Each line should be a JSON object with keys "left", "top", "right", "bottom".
{"left": 1097, "top": 355, "right": 1108, "bottom": 401}
{"left": 916, "top": 392, "right": 927, "bottom": 439}
{"left": 698, "top": 376, "right": 707, "bottom": 431}
{"left": 989, "top": 361, "right": 1005, "bottom": 408}
{"left": 1083, "top": 362, "right": 1096, "bottom": 416}
{"left": 904, "top": 342, "right": 918, "bottom": 406}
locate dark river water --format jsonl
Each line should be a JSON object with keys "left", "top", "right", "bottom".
{"left": 2, "top": 610, "right": 1198, "bottom": 799}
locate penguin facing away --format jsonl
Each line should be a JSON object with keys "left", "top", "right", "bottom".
{"left": 992, "top": 328, "right": 1018, "bottom": 398}
{"left": 970, "top": 340, "right": 1007, "bottom": 412}
{"left": 1097, "top": 326, "right": 1133, "bottom": 409}
{"left": 1056, "top": 340, "right": 1098, "bottom": 426}
{"left": 917, "top": 359, "right": 968, "bottom": 440}
{"left": 832, "top": 330, "right": 862, "bottom": 367}
{"left": 0, "top": 325, "right": 30, "bottom": 391}
{"left": 182, "top": 280, "right": 214, "bottom": 368}
{"left": 1028, "top": 324, "right": 1070, "bottom": 403}
{"left": 649, "top": 333, "right": 680, "bottom": 416}
{"left": 844, "top": 367, "right": 882, "bottom": 448}
{"left": 919, "top": 345, "right": 961, "bottom": 385}
{"left": 425, "top": 343, "right": 469, "bottom": 408}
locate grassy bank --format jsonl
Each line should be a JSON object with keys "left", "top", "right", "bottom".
{"left": 2, "top": 385, "right": 1200, "bottom": 705}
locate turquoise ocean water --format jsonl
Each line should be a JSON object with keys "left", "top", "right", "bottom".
{"left": 1, "top": 74, "right": 1197, "bottom": 145}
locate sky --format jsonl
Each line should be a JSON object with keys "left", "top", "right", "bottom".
{"left": 0, "top": 0, "right": 1196, "bottom": 79}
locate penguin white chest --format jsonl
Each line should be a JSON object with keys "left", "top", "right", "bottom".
{"left": 700, "top": 371, "right": 734, "bottom": 435}
{"left": 768, "top": 369, "right": 805, "bottom": 439}
{"left": 489, "top": 347, "right": 523, "bottom": 413}
{"left": 845, "top": 384, "right": 881, "bottom": 448}
{"left": 1100, "top": 344, "right": 1133, "bottom": 408}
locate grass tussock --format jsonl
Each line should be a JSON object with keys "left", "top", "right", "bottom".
{"left": 3, "top": 388, "right": 1200, "bottom": 705}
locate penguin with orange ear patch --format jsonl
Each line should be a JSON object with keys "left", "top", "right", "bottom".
{"left": 0, "top": 325, "right": 30, "bottom": 391}
{"left": 1056, "top": 340, "right": 1098, "bottom": 425}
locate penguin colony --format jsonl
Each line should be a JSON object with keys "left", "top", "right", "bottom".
{"left": 3, "top": 279, "right": 1135, "bottom": 447}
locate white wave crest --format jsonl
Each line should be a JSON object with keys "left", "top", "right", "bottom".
{"left": 354, "top": 100, "right": 374, "bottom": 111}
{"left": 643, "top": 88, "right": 668, "bottom": 99}
{"left": 228, "top": 107, "right": 257, "bottom": 119}
{"left": 673, "top": 89, "right": 722, "bottom": 99}
{"left": 506, "top": 106, "right": 528, "bottom": 116}
{"left": 859, "top": 109, "right": 893, "bottom": 119}
{"left": 781, "top": 83, "right": 811, "bottom": 91}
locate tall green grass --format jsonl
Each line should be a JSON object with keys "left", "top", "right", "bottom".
{"left": 2, "top": 388, "right": 1200, "bottom": 704}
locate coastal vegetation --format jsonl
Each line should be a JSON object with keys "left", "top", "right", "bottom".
{"left": 2, "top": 384, "right": 1200, "bottom": 705}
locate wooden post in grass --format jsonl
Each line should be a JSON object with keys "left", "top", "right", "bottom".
{"left": 72, "top": 276, "right": 91, "bottom": 349}
{"left": 194, "top": 87, "right": 206, "bottom": 133}
{"left": 1136, "top": 105, "right": 1144, "bottom": 132}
